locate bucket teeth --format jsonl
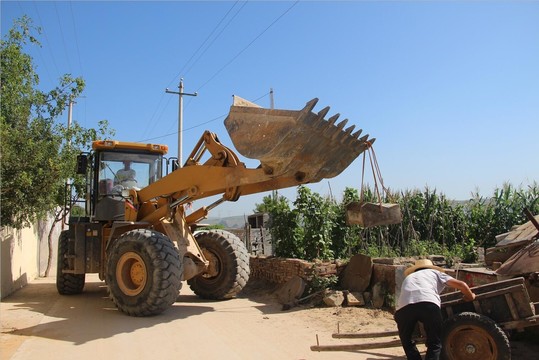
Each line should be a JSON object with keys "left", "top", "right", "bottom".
{"left": 358, "top": 134, "right": 370, "bottom": 144}
{"left": 314, "top": 106, "right": 331, "bottom": 128}
{"left": 337, "top": 119, "right": 348, "bottom": 130}
{"left": 345, "top": 125, "right": 356, "bottom": 135}
{"left": 224, "top": 97, "right": 374, "bottom": 181}
{"left": 352, "top": 129, "right": 363, "bottom": 139}
{"left": 327, "top": 113, "right": 340, "bottom": 126}
{"left": 305, "top": 98, "right": 319, "bottom": 112}
{"left": 317, "top": 106, "right": 330, "bottom": 120}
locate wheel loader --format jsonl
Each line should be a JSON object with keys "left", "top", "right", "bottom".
{"left": 57, "top": 96, "right": 375, "bottom": 316}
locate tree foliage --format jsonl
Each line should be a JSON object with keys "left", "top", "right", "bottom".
{"left": 256, "top": 182, "right": 539, "bottom": 262}
{"left": 1, "top": 16, "right": 113, "bottom": 229}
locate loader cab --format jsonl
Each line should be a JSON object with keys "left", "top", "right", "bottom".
{"left": 88, "top": 140, "right": 168, "bottom": 221}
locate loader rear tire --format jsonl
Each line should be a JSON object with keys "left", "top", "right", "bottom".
{"left": 56, "top": 230, "right": 85, "bottom": 295}
{"left": 188, "top": 230, "right": 250, "bottom": 300}
{"left": 106, "top": 229, "right": 182, "bottom": 316}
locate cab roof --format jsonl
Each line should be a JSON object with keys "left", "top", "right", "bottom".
{"left": 92, "top": 140, "right": 168, "bottom": 155}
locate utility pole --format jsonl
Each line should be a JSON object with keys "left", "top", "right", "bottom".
{"left": 166, "top": 78, "right": 197, "bottom": 167}
{"left": 68, "top": 97, "right": 74, "bottom": 129}
{"left": 67, "top": 97, "right": 75, "bottom": 147}
{"left": 63, "top": 96, "right": 76, "bottom": 230}
{"left": 270, "top": 88, "right": 277, "bottom": 202}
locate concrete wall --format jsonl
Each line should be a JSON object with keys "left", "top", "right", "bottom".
{"left": 1, "top": 216, "right": 60, "bottom": 299}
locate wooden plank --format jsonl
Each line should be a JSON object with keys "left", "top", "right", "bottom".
{"left": 441, "top": 277, "right": 526, "bottom": 303}
{"left": 311, "top": 338, "right": 424, "bottom": 352}
{"left": 442, "top": 284, "right": 525, "bottom": 307}
{"left": 473, "top": 299, "right": 482, "bottom": 313}
{"left": 333, "top": 330, "right": 399, "bottom": 339}
{"left": 504, "top": 293, "right": 521, "bottom": 321}
{"left": 511, "top": 286, "right": 535, "bottom": 318}
{"left": 500, "top": 315, "right": 539, "bottom": 331}
{"left": 445, "top": 306, "right": 454, "bottom": 318}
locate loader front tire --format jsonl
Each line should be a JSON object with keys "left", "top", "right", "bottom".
{"left": 56, "top": 230, "right": 85, "bottom": 295}
{"left": 188, "top": 230, "right": 250, "bottom": 300}
{"left": 106, "top": 229, "right": 182, "bottom": 316}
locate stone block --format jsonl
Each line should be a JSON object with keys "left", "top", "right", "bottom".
{"left": 346, "top": 291, "right": 365, "bottom": 306}
{"left": 323, "top": 290, "right": 344, "bottom": 307}
{"left": 340, "top": 254, "right": 372, "bottom": 292}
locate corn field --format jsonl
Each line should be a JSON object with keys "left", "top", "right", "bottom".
{"left": 259, "top": 182, "right": 539, "bottom": 262}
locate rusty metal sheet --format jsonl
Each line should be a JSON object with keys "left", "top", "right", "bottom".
{"left": 224, "top": 97, "right": 374, "bottom": 183}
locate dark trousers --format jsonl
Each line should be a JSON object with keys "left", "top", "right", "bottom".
{"left": 394, "top": 302, "right": 443, "bottom": 360}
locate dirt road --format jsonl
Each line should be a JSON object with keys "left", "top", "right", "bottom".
{"left": 3, "top": 276, "right": 538, "bottom": 360}
{"left": 2, "top": 275, "right": 406, "bottom": 360}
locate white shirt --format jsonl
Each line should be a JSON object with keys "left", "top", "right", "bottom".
{"left": 396, "top": 269, "right": 453, "bottom": 311}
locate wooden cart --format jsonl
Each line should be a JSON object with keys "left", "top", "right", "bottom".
{"left": 311, "top": 277, "right": 538, "bottom": 359}
{"left": 440, "top": 276, "right": 538, "bottom": 360}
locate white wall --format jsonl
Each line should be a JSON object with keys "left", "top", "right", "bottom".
{"left": 0, "top": 216, "right": 61, "bottom": 299}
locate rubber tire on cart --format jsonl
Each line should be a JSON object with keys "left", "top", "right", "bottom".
{"left": 56, "top": 230, "right": 85, "bottom": 295}
{"left": 106, "top": 229, "right": 182, "bottom": 316}
{"left": 188, "top": 230, "right": 250, "bottom": 300}
{"left": 442, "top": 312, "right": 511, "bottom": 360}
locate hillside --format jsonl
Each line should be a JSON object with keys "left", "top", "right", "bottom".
{"left": 204, "top": 215, "right": 247, "bottom": 229}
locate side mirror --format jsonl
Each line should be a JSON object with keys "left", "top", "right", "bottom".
{"left": 76, "top": 154, "right": 88, "bottom": 174}
{"left": 168, "top": 157, "right": 179, "bottom": 172}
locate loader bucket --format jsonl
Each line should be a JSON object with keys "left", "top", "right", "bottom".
{"left": 224, "top": 96, "right": 375, "bottom": 182}
{"left": 346, "top": 202, "right": 402, "bottom": 228}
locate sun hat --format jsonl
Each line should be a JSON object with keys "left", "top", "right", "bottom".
{"left": 404, "top": 259, "right": 446, "bottom": 277}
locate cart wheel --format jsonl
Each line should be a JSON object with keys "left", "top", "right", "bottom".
{"left": 442, "top": 312, "right": 510, "bottom": 360}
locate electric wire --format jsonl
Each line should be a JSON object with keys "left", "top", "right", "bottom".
{"left": 145, "top": 2, "right": 245, "bottom": 139}
{"left": 194, "top": 0, "right": 299, "bottom": 93}
{"left": 14, "top": 2, "right": 51, "bottom": 84}
{"left": 69, "top": 1, "right": 84, "bottom": 77}
{"left": 182, "top": 1, "right": 248, "bottom": 78}
{"left": 182, "top": 1, "right": 298, "bottom": 114}
{"left": 53, "top": 2, "right": 72, "bottom": 74}
{"left": 137, "top": 91, "right": 270, "bottom": 143}
{"left": 168, "top": 1, "right": 242, "bottom": 86}
{"left": 143, "top": 2, "right": 245, "bottom": 140}
{"left": 29, "top": 1, "right": 61, "bottom": 82}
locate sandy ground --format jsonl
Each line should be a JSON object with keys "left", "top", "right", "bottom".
{"left": 2, "top": 275, "right": 538, "bottom": 360}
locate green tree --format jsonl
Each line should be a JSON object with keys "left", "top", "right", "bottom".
{"left": 294, "top": 186, "right": 335, "bottom": 260}
{"left": 261, "top": 194, "right": 304, "bottom": 258}
{"left": 1, "top": 16, "right": 113, "bottom": 230}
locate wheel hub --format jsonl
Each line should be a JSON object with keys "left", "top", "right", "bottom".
{"left": 117, "top": 252, "right": 147, "bottom": 296}
{"left": 201, "top": 248, "right": 220, "bottom": 278}
{"left": 465, "top": 344, "right": 476, "bottom": 354}
{"left": 446, "top": 325, "right": 497, "bottom": 360}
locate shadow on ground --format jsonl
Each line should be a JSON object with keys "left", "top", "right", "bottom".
{"left": 1, "top": 278, "right": 213, "bottom": 345}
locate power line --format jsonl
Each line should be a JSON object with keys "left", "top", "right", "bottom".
{"left": 16, "top": 1, "right": 53, "bottom": 84}
{"left": 31, "top": 1, "right": 62, "bottom": 80}
{"left": 143, "top": 2, "right": 245, "bottom": 141}
{"left": 137, "top": 91, "right": 270, "bottom": 143}
{"left": 69, "top": 1, "right": 84, "bottom": 76}
{"left": 53, "top": 2, "right": 72, "bottom": 74}
{"left": 169, "top": 1, "right": 243, "bottom": 85}
{"left": 144, "top": 1, "right": 298, "bottom": 143}
{"left": 182, "top": 1, "right": 248, "bottom": 78}
{"left": 195, "top": 0, "right": 300, "bottom": 92}
{"left": 137, "top": 113, "right": 226, "bottom": 143}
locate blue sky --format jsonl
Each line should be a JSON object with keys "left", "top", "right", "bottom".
{"left": 2, "top": 1, "right": 538, "bottom": 218}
